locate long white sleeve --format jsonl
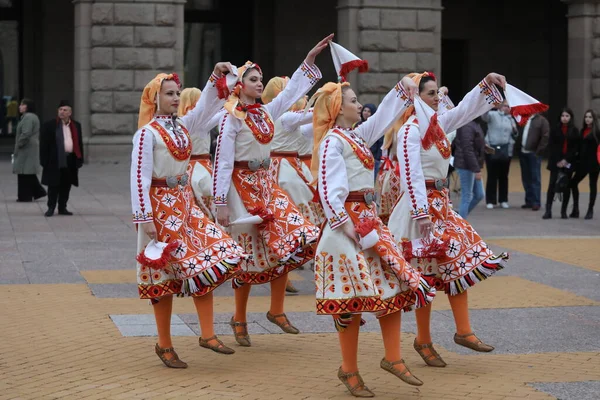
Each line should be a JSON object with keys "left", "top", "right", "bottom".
{"left": 180, "top": 72, "right": 227, "bottom": 135}
{"left": 355, "top": 82, "right": 412, "bottom": 147}
{"left": 279, "top": 108, "right": 314, "bottom": 133}
{"left": 397, "top": 123, "right": 428, "bottom": 220}
{"left": 212, "top": 113, "right": 240, "bottom": 206}
{"left": 439, "top": 79, "right": 503, "bottom": 134}
{"left": 318, "top": 136, "right": 349, "bottom": 229}
{"left": 266, "top": 62, "right": 322, "bottom": 121}
{"left": 131, "top": 127, "right": 154, "bottom": 224}
{"left": 300, "top": 123, "right": 314, "bottom": 139}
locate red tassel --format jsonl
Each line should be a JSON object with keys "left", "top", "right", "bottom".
{"left": 421, "top": 114, "right": 446, "bottom": 150}
{"left": 422, "top": 237, "right": 449, "bottom": 259}
{"left": 354, "top": 218, "right": 378, "bottom": 237}
{"left": 339, "top": 60, "right": 369, "bottom": 81}
{"left": 511, "top": 103, "right": 549, "bottom": 126}
{"left": 216, "top": 76, "right": 230, "bottom": 99}
{"left": 401, "top": 239, "right": 413, "bottom": 262}
{"left": 136, "top": 240, "right": 178, "bottom": 271}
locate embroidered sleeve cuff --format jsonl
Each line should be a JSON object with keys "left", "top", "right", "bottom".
{"left": 395, "top": 83, "right": 413, "bottom": 108}
{"left": 329, "top": 211, "right": 349, "bottom": 230}
{"left": 410, "top": 207, "right": 429, "bottom": 220}
{"left": 300, "top": 61, "right": 322, "bottom": 85}
{"left": 133, "top": 212, "right": 153, "bottom": 224}
{"left": 214, "top": 195, "right": 227, "bottom": 206}
{"left": 209, "top": 72, "right": 220, "bottom": 85}
{"left": 478, "top": 79, "right": 504, "bottom": 106}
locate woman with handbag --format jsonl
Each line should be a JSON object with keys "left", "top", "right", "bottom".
{"left": 564, "top": 109, "right": 600, "bottom": 219}
{"left": 542, "top": 107, "right": 579, "bottom": 219}
{"left": 482, "top": 102, "right": 517, "bottom": 209}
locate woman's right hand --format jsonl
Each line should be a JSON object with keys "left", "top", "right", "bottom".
{"left": 216, "top": 205, "right": 231, "bottom": 227}
{"left": 141, "top": 222, "right": 157, "bottom": 240}
{"left": 557, "top": 159, "right": 567, "bottom": 168}
{"left": 417, "top": 217, "right": 434, "bottom": 238}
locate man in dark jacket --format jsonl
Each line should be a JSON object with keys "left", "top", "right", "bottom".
{"left": 40, "top": 100, "right": 84, "bottom": 216}
{"left": 519, "top": 113, "right": 549, "bottom": 211}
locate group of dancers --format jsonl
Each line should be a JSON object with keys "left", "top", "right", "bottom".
{"left": 131, "top": 33, "right": 546, "bottom": 397}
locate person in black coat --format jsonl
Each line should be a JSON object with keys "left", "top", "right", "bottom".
{"left": 543, "top": 107, "right": 579, "bottom": 219}
{"left": 565, "top": 109, "right": 600, "bottom": 220}
{"left": 40, "top": 100, "right": 84, "bottom": 217}
{"left": 453, "top": 118, "right": 486, "bottom": 218}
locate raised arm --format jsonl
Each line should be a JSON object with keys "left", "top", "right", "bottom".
{"left": 280, "top": 108, "right": 314, "bottom": 133}
{"left": 397, "top": 123, "right": 428, "bottom": 220}
{"left": 212, "top": 113, "right": 240, "bottom": 207}
{"left": 318, "top": 135, "right": 350, "bottom": 229}
{"left": 130, "top": 127, "right": 154, "bottom": 224}
{"left": 439, "top": 76, "right": 504, "bottom": 134}
{"left": 355, "top": 81, "right": 413, "bottom": 147}
{"left": 265, "top": 63, "right": 322, "bottom": 121}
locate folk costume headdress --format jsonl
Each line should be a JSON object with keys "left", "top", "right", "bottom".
{"left": 177, "top": 87, "right": 201, "bottom": 117}
{"left": 261, "top": 76, "right": 307, "bottom": 111}
{"left": 220, "top": 61, "right": 263, "bottom": 120}
{"left": 138, "top": 73, "right": 181, "bottom": 129}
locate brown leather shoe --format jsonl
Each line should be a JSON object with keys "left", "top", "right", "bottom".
{"left": 155, "top": 344, "right": 188, "bottom": 368}
{"left": 266, "top": 311, "right": 299, "bottom": 334}
{"left": 413, "top": 338, "right": 447, "bottom": 367}
{"left": 229, "top": 317, "right": 251, "bottom": 347}
{"left": 337, "top": 367, "right": 375, "bottom": 398}
{"left": 285, "top": 281, "right": 299, "bottom": 293}
{"left": 199, "top": 335, "right": 235, "bottom": 355}
{"left": 380, "top": 358, "right": 423, "bottom": 386}
{"left": 454, "top": 332, "right": 494, "bottom": 352}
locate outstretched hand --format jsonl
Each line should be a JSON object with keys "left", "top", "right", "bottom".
{"left": 305, "top": 33, "right": 335, "bottom": 66}
{"left": 213, "top": 62, "right": 234, "bottom": 77}
{"left": 400, "top": 76, "right": 418, "bottom": 100}
{"left": 485, "top": 73, "right": 507, "bottom": 90}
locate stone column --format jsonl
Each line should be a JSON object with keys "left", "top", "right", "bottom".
{"left": 563, "top": 0, "right": 600, "bottom": 120}
{"left": 337, "top": 0, "right": 442, "bottom": 105}
{"left": 73, "top": 0, "right": 185, "bottom": 162}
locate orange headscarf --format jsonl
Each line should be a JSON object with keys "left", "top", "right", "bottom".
{"left": 177, "top": 87, "right": 201, "bottom": 117}
{"left": 138, "top": 73, "right": 181, "bottom": 129}
{"left": 382, "top": 71, "right": 434, "bottom": 150}
{"left": 308, "top": 81, "right": 350, "bottom": 181}
{"left": 223, "top": 61, "right": 263, "bottom": 120}
{"left": 261, "top": 76, "right": 307, "bottom": 111}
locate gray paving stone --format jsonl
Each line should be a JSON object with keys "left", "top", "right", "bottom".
{"left": 115, "top": 323, "right": 195, "bottom": 337}
{"left": 110, "top": 314, "right": 184, "bottom": 325}
{"left": 89, "top": 283, "right": 138, "bottom": 298}
{"left": 529, "top": 381, "right": 600, "bottom": 400}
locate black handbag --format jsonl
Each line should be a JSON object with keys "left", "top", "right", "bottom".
{"left": 490, "top": 143, "right": 510, "bottom": 161}
{"left": 555, "top": 168, "right": 571, "bottom": 194}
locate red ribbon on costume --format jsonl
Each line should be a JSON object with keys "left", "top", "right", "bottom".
{"left": 236, "top": 103, "right": 262, "bottom": 115}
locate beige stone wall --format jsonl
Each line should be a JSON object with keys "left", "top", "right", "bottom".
{"left": 74, "top": 0, "right": 185, "bottom": 162}
{"left": 338, "top": 0, "right": 442, "bottom": 106}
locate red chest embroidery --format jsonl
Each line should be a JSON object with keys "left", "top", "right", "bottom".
{"left": 420, "top": 114, "right": 451, "bottom": 159}
{"left": 150, "top": 120, "right": 191, "bottom": 161}
{"left": 334, "top": 129, "right": 375, "bottom": 170}
{"left": 244, "top": 108, "right": 275, "bottom": 144}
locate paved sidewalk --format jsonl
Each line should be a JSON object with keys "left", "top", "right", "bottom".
{"left": 0, "top": 160, "right": 599, "bottom": 400}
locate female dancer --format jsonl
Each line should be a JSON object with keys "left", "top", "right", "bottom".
{"left": 213, "top": 34, "right": 332, "bottom": 345}
{"left": 312, "top": 76, "right": 437, "bottom": 397}
{"left": 564, "top": 109, "right": 600, "bottom": 219}
{"left": 542, "top": 108, "right": 579, "bottom": 219}
{"left": 131, "top": 63, "right": 245, "bottom": 368}
{"left": 387, "top": 72, "right": 511, "bottom": 368}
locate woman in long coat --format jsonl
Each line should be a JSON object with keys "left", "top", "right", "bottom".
{"left": 13, "top": 98, "right": 46, "bottom": 202}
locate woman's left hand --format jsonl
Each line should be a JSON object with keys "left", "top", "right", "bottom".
{"left": 485, "top": 73, "right": 507, "bottom": 90}
{"left": 305, "top": 33, "right": 335, "bottom": 66}
{"left": 438, "top": 86, "right": 449, "bottom": 96}
{"left": 400, "top": 76, "right": 418, "bottom": 100}
{"left": 213, "top": 62, "right": 234, "bottom": 77}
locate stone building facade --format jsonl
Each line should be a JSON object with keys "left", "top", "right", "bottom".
{"left": 1, "top": 0, "right": 599, "bottom": 160}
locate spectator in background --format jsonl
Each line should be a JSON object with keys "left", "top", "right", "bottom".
{"left": 519, "top": 112, "right": 549, "bottom": 211}
{"left": 565, "top": 109, "right": 600, "bottom": 220}
{"left": 361, "top": 103, "right": 382, "bottom": 180}
{"left": 453, "top": 117, "right": 486, "bottom": 218}
{"left": 543, "top": 107, "right": 579, "bottom": 219}
{"left": 482, "top": 102, "right": 518, "bottom": 209}
{"left": 12, "top": 98, "right": 46, "bottom": 202}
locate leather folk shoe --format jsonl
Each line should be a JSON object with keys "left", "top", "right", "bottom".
{"left": 337, "top": 367, "right": 375, "bottom": 398}
{"left": 413, "top": 338, "right": 447, "bottom": 367}
{"left": 380, "top": 358, "right": 423, "bottom": 386}
{"left": 266, "top": 311, "right": 299, "bottom": 334}
{"left": 199, "top": 335, "right": 235, "bottom": 355}
{"left": 155, "top": 344, "right": 188, "bottom": 368}
{"left": 454, "top": 332, "right": 494, "bottom": 352}
{"left": 229, "top": 317, "right": 251, "bottom": 347}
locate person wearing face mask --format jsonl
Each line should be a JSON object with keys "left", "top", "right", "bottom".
{"left": 542, "top": 108, "right": 579, "bottom": 219}
{"left": 564, "top": 109, "right": 600, "bottom": 219}
{"left": 482, "top": 102, "right": 518, "bottom": 209}
{"left": 131, "top": 64, "right": 247, "bottom": 368}
{"left": 387, "top": 72, "right": 515, "bottom": 370}
{"left": 311, "top": 60, "right": 435, "bottom": 396}
{"left": 212, "top": 34, "right": 331, "bottom": 347}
